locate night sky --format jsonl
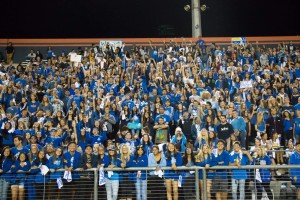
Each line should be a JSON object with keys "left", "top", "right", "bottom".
{"left": 1, "top": 0, "right": 299, "bottom": 38}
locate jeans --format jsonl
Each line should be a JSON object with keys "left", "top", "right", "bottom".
{"left": 135, "top": 179, "right": 147, "bottom": 200}
{"left": 239, "top": 131, "right": 247, "bottom": 148}
{"left": 232, "top": 179, "right": 245, "bottom": 200}
{"left": 0, "top": 178, "right": 9, "bottom": 200}
{"left": 105, "top": 178, "right": 119, "bottom": 200}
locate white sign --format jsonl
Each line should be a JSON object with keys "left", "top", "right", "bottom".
{"left": 99, "top": 40, "right": 123, "bottom": 51}
{"left": 240, "top": 80, "right": 253, "bottom": 89}
{"left": 70, "top": 54, "right": 82, "bottom": 63}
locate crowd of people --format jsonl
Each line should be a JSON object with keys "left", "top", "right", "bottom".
{"left": 0, "top": 39, "right": 300, "bottom": 200}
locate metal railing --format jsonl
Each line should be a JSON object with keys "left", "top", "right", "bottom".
{"left": 4, "top": 164, "right": 300, "bottom": 200}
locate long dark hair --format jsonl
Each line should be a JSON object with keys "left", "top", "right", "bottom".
{"left": 51, "top": 148, "right": 63, "bottom": 164}
{"left": 33, "top": 150, "right": 48, "bottom": 165}
{"left": 1, "top": 122, "right": 12, "bottom": 139}
{"left": 166, "top": 143, "right": 178, "bottom": 160}
{"left": 135, "top": 145, "right": 145, "bottom": 159}
{"left": 182, "top": 144, "right": 195, "bottom": 165}
{"left": 0, "top": 146, "right": 13, "bottom": 166}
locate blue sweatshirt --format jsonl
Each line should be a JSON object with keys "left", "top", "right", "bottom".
{"left": 0, "top": 157, "right": 14, "bottom": 182}
{"left": 231, "top": 117, "right": 246, "bottom": 133}
{"left": 63, "top": 151, "right": 81, "bottom": 180}
{"left": 133, "top": 154, "right": 148, "bottom": 181}
{"left": 289, "top": 151, "right": 300, "bottom": 183}
{"left": 164, "top": 152, "right": 183, "bottom": 180}
{"left": 214, "top": 150, "right": 230, "bottom": 179}
{"left": 195, "top": 154, "right": 216, "bottom": 179}
{"left": 10, "top": 160, "right": 31, "bottom": 183}
{"left": 30, "top": 160, "right": 49, "bottom": 183}
{"left": 251, "top": 156, "right": 272, "bottom": 183}
{"left": 102, "top": 156, "right": 119, "bottom": 181}
{"left": 48, "top": 156, "right": 64, "bottom": 180}
{"left": 229, "top": 152, "right": 250, "bottom": 180}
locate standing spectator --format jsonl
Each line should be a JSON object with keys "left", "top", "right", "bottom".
{"left": 282, "top": 110, "right": 294, "bottom": 147}
{"left": 178, "top": 111, "right": 193, "bottom": 142}
{"left": 79, "top": 144, "right": 98, "bottom": 199}
{"left": 63, "top": 142, "right": 81, "bottom": 200}
{"left": 11, "top": 152, "right": 31, "bottom": 200}
{"left": 266, "top": 107, "right": 283, "bottom": 138}
{"left": 0, "top": 146, "right": 13, "bottom": 200}
{"left": 5, "top": 42, "right": 14, "bottom": 64}
{"left": 164, "top": 142, "right": 182, "bottom": 200}
{"left": 117, "top": 144, "right": 134, "bottom": 200}
{"left": 100, "top": 106, "right": 116, "bottom": 140}
{"left": 171, "top": 127, "right": 187, "bottom": 152}
{"left": 293, "top": 109, "right": 300, "bottom": 143}
{"left": 148, "top": 145, "right": 167, "bottom": 199}
{"left": 211, "top": 139, "right": 230, "bottom": 200}
{"left": 195, "top": 144, "right": 215, "bottom": 200}
{"left": 231, "top": 109, "right": 247, "bottom": 148}
{"left": 251, "top": 147, "right": 273, "bottom": 200}
{"left": 11, "top": 135, "right": 29, "bottom": 160}
{"left": 290, "top": 142, "right": 300, "bottom": 200}
{"left": 30, "top": 150, "right": 49, "bottom": 200}
{"left": 133, "top": 145, "right": 148, "bottom": 200}
{"left": 229, "top": 141, "right": 252, "bottom": 200}
{"left": 217, "top": 115, "right": 234, "bottom": 145}
{"left": 104, "top": 145, "right": 119, "bottom": 200}
{"left": 48, "top": 147, "right": 64, "bottom": 200}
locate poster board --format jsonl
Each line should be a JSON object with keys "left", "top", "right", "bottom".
{"left": 99, "top": 40, "right": 123, "bottom": 51}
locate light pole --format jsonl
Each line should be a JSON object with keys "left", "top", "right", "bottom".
{"left": 191, "top": 0, "right": 202, "bottom": 37}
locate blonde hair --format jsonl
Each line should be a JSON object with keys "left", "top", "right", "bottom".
{"left": 256, "top": 112, "right": 264, "bottom": 126}
{"left": 196, "top": 128, "right": 209, "bottom": 146}
{"left": 119, "top": 144, "right": 131, "bottom": 162}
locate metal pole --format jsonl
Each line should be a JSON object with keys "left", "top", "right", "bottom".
{"left": 191, "top": 0, "right": 202, "bottom": 37}
{"left": 195, "top": 168, "right": 200, "bottom": 200}
{"left": 202, "top": 168, "right": 207, "bottom": 200}
{"left": 93, "top": 168, "right": 98, "bottom": 200}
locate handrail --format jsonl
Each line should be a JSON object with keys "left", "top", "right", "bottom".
{"left": 10, "top": 164, "right": 300, "bottom": 174}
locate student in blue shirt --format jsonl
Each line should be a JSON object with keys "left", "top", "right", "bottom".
{"left": 290, "top": 142, "right": 300, "bottom": 199}
{"left": 133, "top": 145, "right": 148, "bottom": 200}
{"left": 293, "top": 110, "right": 300, "bottom": 142}
{"left": 10, "top": 152, "right": 31, "bottom": 200}
{"left": 211, "top": 139, "right": 230, "bottom": 200}
{"left": 63, "top": 141, "right": 82, "bottom": 200}
{"left": 182, "top": 144, "right": 196, "bottom": 200}
{"left": 30, "top": 150, "right": 49, "bottom": 200}
{"left": 11, "top": 135, "right": 29, "bottom": 160}
{"left": 229, "top": 141, "right": 252, "bottom": 200}
{"left": 117, "top": 144, "right": 134, "bottom": 200}
{"left": 195, "top": 144, "right": 215, "bottom": 200}
{"left": 0, "top": 146, "right": 14, "bottom": 200}
{"left": 251, "top": 147, "right": 273, "bottom": 200}
{"left": 48, "top": 147, "right": 64, "bottom": 200}
{"left": 103, "top": 145, "right": 119, "bottom": 200}
{"left": 164, "top": 142, "right": 182, "bottom": 200}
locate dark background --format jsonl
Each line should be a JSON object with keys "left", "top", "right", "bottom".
{"left": 1, "top": 0, "right": 299, "bottom": 38}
